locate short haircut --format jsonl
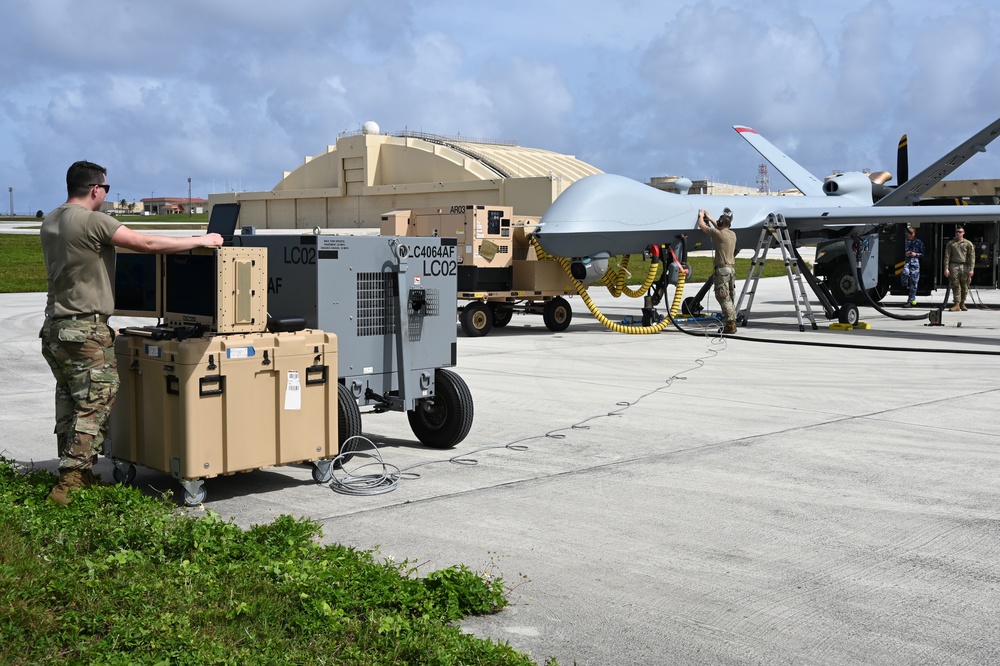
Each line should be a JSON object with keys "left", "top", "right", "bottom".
{"left": 66, "top": 161, "right": 107, "bottom": 198}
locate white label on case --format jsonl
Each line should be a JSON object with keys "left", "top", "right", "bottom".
{"left": 285, "top": 370, "right": 301, "bottom": 410}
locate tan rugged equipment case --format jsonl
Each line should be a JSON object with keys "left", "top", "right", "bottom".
{"left": 163, "top": 246, "right": 268, "bottom": 334}
{"left": 109, "top": 329, "right": 338, "bottom": 502}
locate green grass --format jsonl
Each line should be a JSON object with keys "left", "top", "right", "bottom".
{"left": 0, "top": 235, "right": 46, "bottom": 293}
{"left": 0, "top": 230, "right": 792, "bottom": 294}
{"left": 0, "top": 223, "right": 210, "bottom": 294}
{"left": 0, "top": 459, "right": 542, "bottom": 665}
{"left": 608, "top": 255, "right": 793, "bottom": 284}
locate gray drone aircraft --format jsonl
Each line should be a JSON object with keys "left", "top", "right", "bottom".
{"left": 533, "top": 115, "right": 1000, "bottom": 324}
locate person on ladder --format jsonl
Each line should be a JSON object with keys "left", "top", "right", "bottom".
{"left": 697, "top": 208, "right": 738, "bottom": 334}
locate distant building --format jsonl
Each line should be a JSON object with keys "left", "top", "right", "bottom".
{"left": 647, "top": 175, "right": 802, "bottom": 196}
{"left": 141, "top": 197, "right": 208, "bottom": 215}
{"left": 924, "top": 178, "right": 1000, "bottom": 204}
{"left": 99, "top": 200, "right": 144, "bottom": 216}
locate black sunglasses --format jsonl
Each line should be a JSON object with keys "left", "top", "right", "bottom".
{"left": 91, "top": 183, "right": 110, "bottom": 193}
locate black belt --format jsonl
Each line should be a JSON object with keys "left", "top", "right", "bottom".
{"left": 51, "top": 313, "right": 110, "bottom": 323}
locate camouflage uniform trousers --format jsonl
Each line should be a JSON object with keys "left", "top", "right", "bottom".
{"left": 39, "top": 318, "right": 119, "bottom": 472}
{"left": 901, "top": 259, "right": 920, "bottom": 301}
{"left": 713, "top": 265, "right": 737, "bottom": 324}
{"left": 948, "top": 263, "right": 971, "bottom": 304}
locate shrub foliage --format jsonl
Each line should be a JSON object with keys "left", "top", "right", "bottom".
{"left": 0, "top": 460, "right": 536, "bottom": 665}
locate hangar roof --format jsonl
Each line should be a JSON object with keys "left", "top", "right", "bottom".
{"left": 275, "top": 128, "right": 602, "bottom": 192}
{"left": 405, "top": 131, "right": 603, "bottom": 181}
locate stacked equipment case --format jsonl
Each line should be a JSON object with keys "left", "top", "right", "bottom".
{"left": 110, "top": 330, "right": 338, "bottom": 505}
{"left": 109, "top": 245, "right": 343, "bottom": 505}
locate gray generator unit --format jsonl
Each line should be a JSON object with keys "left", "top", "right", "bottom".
{"left": 235, "top": 232, "right": 473, "bottom": 451}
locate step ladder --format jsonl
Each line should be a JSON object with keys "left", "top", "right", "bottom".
{"left": 735, "top": 213, "right": 818, "bottom": 331}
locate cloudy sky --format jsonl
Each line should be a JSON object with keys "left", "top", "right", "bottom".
{"left": 2, "top": 0, "right": 999, "bottom": 215}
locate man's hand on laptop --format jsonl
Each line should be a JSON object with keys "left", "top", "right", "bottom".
{"left": 202, "top": 233, "right": 225, "bottom": 247}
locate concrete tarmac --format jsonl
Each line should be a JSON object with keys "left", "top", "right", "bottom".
{"left": 2, "top": 281, "right": 1000, "bottom": 665}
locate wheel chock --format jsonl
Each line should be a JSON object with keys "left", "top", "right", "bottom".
{"left": 828, "top": 321, "right": 871, "bottom": 331}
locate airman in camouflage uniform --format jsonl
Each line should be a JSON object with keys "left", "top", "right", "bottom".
{"left": 40, "top": 317, "right": 119, "bottom": 481}
{"left": 697, "top": 208, "right": 738, "bottom": 334}
{"left": 943, "top": 225, "right": 975, "bottom": 311}
{"left": 40, "top": 161, "right": 224, "bottom": 504}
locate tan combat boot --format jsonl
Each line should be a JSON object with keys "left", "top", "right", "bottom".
{"left": 723, "top": 321, "right": 737, "bottom": 335}
{"left": 949, "top": 303, "right": 962, "bottom": 312}
{"left": 48, "top": 469, "right": 88, "bottom": 506}
{"left": 960, "top": 302, "right": 968, "bottom": 311}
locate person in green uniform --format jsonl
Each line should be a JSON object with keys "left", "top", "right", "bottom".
{"left": 40, "top": 160, "right": 225, "bottom": 504}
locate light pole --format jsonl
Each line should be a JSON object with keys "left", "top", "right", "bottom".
{"left": 8, "top": 187, "right": 12, "bottom": 220}
{"left": 188, "top": 177, "right": 192, "bottom": 217}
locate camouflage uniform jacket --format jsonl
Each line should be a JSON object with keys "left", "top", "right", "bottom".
{"left": 944, "top": 238, "right": 975, "bottom": 272}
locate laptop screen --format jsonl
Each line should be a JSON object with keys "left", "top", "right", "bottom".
{"left": 206, "top": 203, "right": 240, "bottom": 240}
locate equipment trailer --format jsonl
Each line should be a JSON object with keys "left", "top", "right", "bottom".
{"left": 381, "top": 204, "right": 577, "bottom": 336}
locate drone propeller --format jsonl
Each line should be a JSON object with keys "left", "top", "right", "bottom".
{"left": 896, "top": 133, "right": 909, "bottom": 184}
{"left": 867, "top": 133, "right": 909, "bottom": 202}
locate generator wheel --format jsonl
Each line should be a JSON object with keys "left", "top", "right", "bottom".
{"left": 407, "top": 368, "right": 474, "bottom": 449}
{"left": 460, "top": 302, "right": 493, "bottom": 337}
{"left": 490, "top": 303, "right": 513, "bottom": 328}
{"left": 542, "top": 296, "right": 573, "bottom": 332}
{"left": 337, "top": 383, "right": 362, "bottom": 467}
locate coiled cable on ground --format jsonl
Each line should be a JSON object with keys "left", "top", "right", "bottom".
{"left": 327, "top": 332, "right": 725, "bottom": 495}
{"left": 328, "top": 436, "right": 402, "bottom": 496}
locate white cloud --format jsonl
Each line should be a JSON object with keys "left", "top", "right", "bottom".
{"left": 1, "top": 0, "right": 998, "bottom": 213}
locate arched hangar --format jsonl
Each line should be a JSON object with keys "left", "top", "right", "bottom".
{"left": 208, "top": 122, "right": 603, "bottom": 229}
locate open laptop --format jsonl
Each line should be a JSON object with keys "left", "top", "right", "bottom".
{"left": 206, "top": 202, "right": 240, "bottom": 245}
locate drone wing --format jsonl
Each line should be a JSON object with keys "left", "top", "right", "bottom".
{"left": 733, "top": 125, "right": 826, "bottom": 197}
{"left": 875, "top": 116, "right": 1000, "bottom": 207}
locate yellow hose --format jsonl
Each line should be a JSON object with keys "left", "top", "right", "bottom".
{"left": 530, "top": 237, "right": 683, "bottom": 334}
{"left": 669, "top": 270, "right": 686, "bottom": 318}
{"left": 602, "top": 255, "right": 661, "bottom": 298}
{"left": 600, "top": 256, "right": 629, "bottom": 296}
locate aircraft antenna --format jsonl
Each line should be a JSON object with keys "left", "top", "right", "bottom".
{"left": 756, "top": 163, "right": 770, "bottom": 194}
